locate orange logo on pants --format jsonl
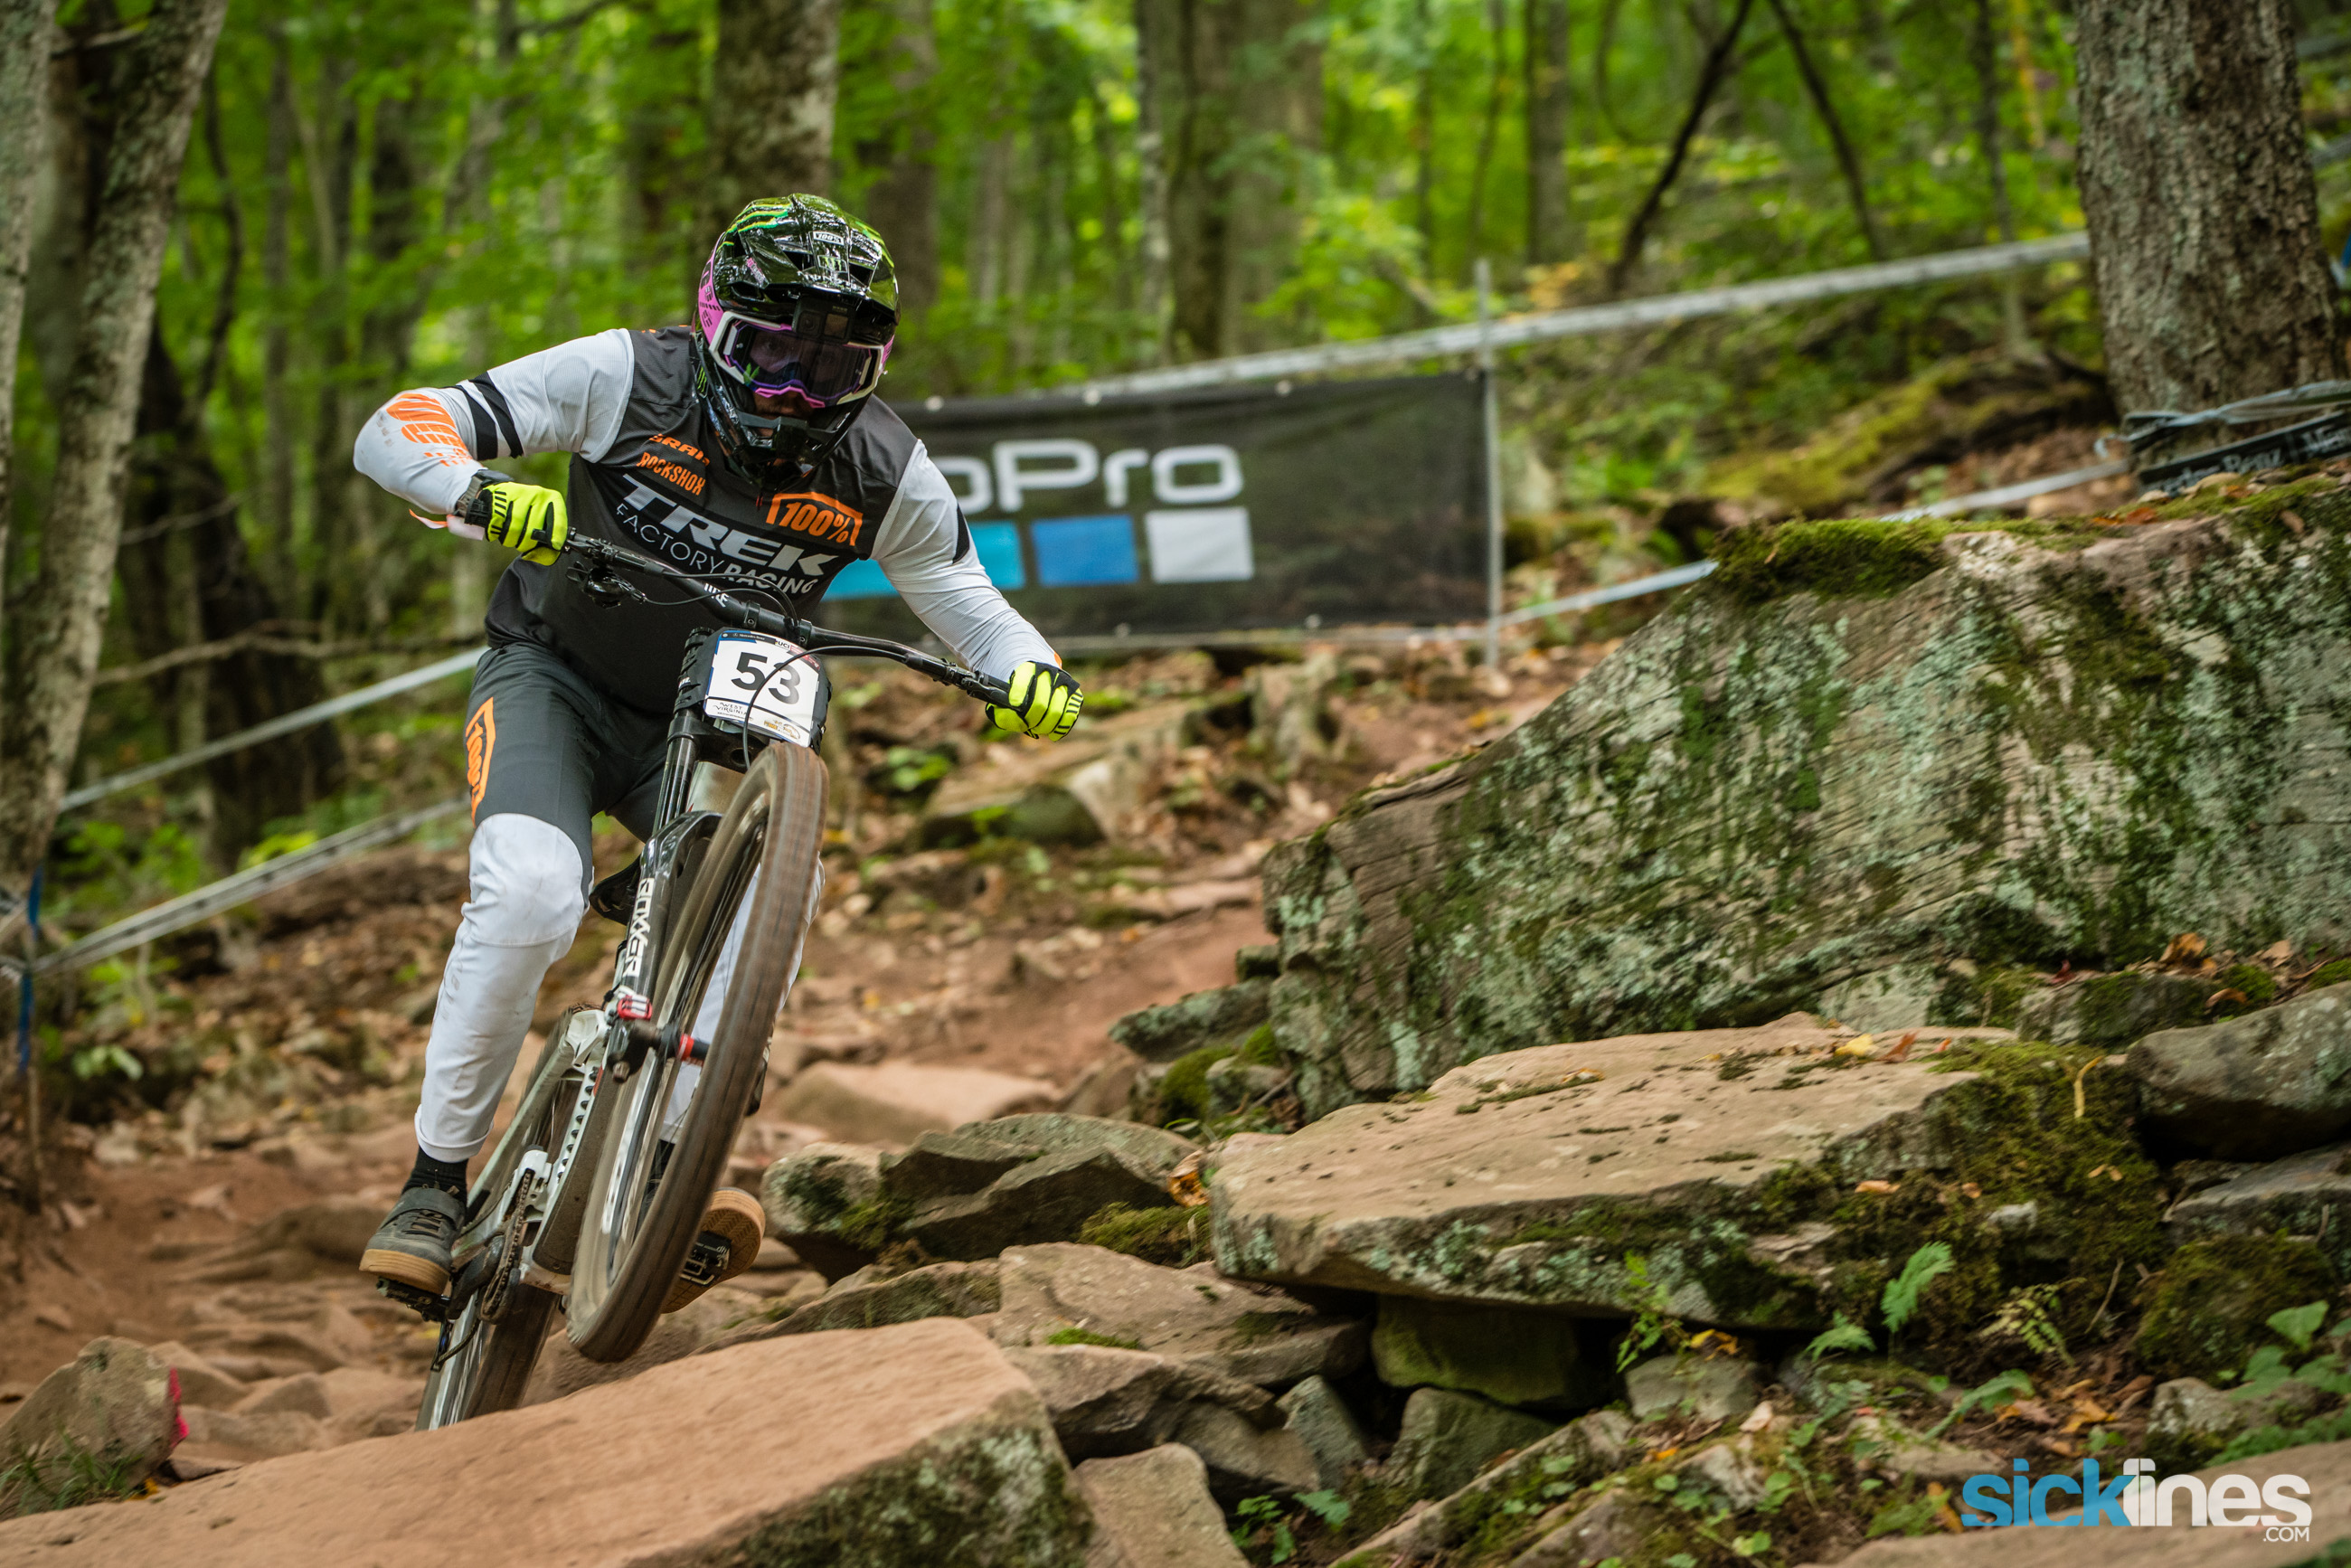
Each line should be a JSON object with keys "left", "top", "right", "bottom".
{"left": 465, "top": 700, "right": 496, "bottom": 815}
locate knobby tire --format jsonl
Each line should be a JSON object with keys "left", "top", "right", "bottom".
{"left": 563, "top": 742, "right": 824, "bottom": 1363}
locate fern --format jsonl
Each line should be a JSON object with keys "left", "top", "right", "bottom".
{"left": 1880, "top": 1242, "right": 1955, "bottom": 1337}
{"left": 1804, "top": 1312, "right": 1876, "bottom": 1361}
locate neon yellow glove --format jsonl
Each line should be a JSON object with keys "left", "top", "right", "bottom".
{"left": 472, "top": 482, "right": 569, "bottom": 564}
{"left": 990, "top": 661, "right": 1083, "bottom": 740}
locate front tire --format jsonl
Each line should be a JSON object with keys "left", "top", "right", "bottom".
{"left": 563, "top": 742, "right": 824, "bottom": 1363}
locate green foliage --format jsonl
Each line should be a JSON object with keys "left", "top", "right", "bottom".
{"left": 1232, "top": 1495, "right": 1296, "bottom": 1563}
{"left": 0, "top": 1440, "right": 148, "bottom": 1520}
{"left": 2270, "top": 1301, "right": 2331, "bottom": 1355}
{"left": 1804, "top": 1313, "right": 1876, "bottom": 1362}
{"left": 1880, "top": 1243, "right": 1955, "bottom": 1338}
{"left": 1614, "top": 1253, "right": 1690, "bottom": 1370}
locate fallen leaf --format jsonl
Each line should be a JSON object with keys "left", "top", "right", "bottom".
{"left": 1647, "top": 1446, "right": 1681, "bottom": 1463}
{"left": 1883, "top": 1030, "right": 1919, "bottom": 1063}
{"left": 1855, "top": 1179, "right": 1900, "bottom": 1195}
{"left": 2281, "top": 510, "right": 2308, "bottom": 534}
{"left": 2117, "top": 505, "right": 2160, "bottom": 525}
{"left": 1739, "top": 1402, "right": 1775, "bottom": 1433}
{"left": 1959, "top": 1183, "right": 1982, "bottom": 1199}
{"left": 2160, "top": 932, "right": 2207, "bottom": 966}
{"left": 1999, "top": 1398, "right": 2057, "bottom": 1428}
{"left": 1167, "top": 1151, "right": 1209, "bottom": 1208}
{"left": 2205, "top": 987, "right": 2249, "bottom": 1010}
{"left": 1834, "top": 1035, "right": 1877, "bottom": 1058}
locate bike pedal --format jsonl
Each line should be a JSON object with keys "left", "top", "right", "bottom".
{"left": 378, "top": 1278, "right": 450, "bottom": 1323}
{"left": 676, "top": 1233, "right": 732, "bottom": 1291}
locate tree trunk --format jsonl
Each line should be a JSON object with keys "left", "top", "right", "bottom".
{"left": 1525, "top": 0, "right": 1571, "bottom": 266}
{"left": 118, "top": 326, "right": 344, "bottom": 867}
{"left": 850, "top": 0, "right": 938, "bottom": 317}
{"left": 1143, "top": 0, "right": 1322, "bottom": 360}
{"left": 0, "top": 0, "right": 231, "bottom": 918}
{"left": 1971, "top": 0, "right": 2028, "bottom": 354}
{"left": 0, "top": 0, "right": 51, "bottom": 661}
{"left": 1466, "top": 0, "right": 1508, "bottom": 271}
{"left": 2075, "top": 0, "right": 2343, "bottom": 417}
{"left": 1411, "top": 0, "right": 1437, "bottom": 276}
{"left": 708, "top": 0, "right": 840, "bottom": 234}
{"left": 260, "top": 32, "right": 296, "bottom": 605}
{"left": 355, "top": 84, "right": 425, "bottom": 631}
{"left": 1133, "top": 0, "right": 1172, "bottom": 363}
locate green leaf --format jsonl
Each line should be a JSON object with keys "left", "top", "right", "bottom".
{"left": 1733, "top": 1530, "right": 1772, "bottom": 1556}
{"left": 1881, "top": 1242, "right": 1956, "bottom": 1336}
{"left": 1665, "top": 1554, "right": 1699, "bottom": 1568}
{"left": 1804, "top": 1312, "right": 1875, "bottom": 1360}
{"left": 2269, "top": 1300, "right": 2329, "bottom": 1354}
{"left": 1653, "top": 1473, "right": 1680, "bottom": 1491}
{"left": 1295, "top": 1490, "right": 1350, "bottom": 1526}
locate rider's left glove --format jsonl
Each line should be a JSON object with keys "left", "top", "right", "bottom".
{"left": 990, "top": 661, "right": 1083, "bottom": 741}
{"left": 470, "top": 480, "right": 569, "bottom": 565}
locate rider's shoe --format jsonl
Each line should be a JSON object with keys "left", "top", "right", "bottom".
{"left": 359, "top": 1186, "right": 466, "bottom": 1294}
{"left": 661, "top": 1187, "right": 766, "bottom": 1314}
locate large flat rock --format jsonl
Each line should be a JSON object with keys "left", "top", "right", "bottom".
{"left": 1212, "top": 1018, "right": 2013, "bottom": 1327}
{"left": 1260, "top": 508, "right": 2351, "bottom": 1114}
{"left": 0, "top": 1318, "right": 1091, "bottom": 1567}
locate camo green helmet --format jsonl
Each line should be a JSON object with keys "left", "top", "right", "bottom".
{"left": 693, "top": 196, "right": 898, "bottom": 480}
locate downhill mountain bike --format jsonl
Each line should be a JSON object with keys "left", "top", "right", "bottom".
{"left": 398, "top": 533, "right": 1010, "bottom": 1429}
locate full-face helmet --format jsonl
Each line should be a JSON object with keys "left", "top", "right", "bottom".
{"left": 694, "top": 196, "right": 898, "bottom": 483}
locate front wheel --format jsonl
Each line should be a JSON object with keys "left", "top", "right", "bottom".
{"left": 563, "top": 741, "right": 824, "bottom": 1363}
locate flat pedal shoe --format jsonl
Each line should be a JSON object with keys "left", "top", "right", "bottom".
{"left": 360, "top": 1186, "right": 465, "bottom": 1295}
{"left": 661, "top": 1187, "right": 765, "bottom": 1314}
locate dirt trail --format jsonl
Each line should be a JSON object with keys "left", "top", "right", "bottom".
{"left": 0, "top": 641, "right": 1595, "bottom": 1456}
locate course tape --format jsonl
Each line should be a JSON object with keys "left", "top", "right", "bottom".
{"left": 61, "top": 647, "right": 486, "bottom": 813}
{"left": 1059, "top": 234, "right": 2091, "bottom": 398}
{"left": 33, "top": 797, "right": 466, "bottom": 977}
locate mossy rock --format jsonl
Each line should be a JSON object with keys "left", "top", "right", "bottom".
{"left": 2134, "top": 1236, "right": 2338, "bottom": 1381}
{"left": 1262, "top": 489, "right": 2351, "bottom": 1115}
{"left": 1076, "top": 1203, "right": 1211, "bottom": 1267}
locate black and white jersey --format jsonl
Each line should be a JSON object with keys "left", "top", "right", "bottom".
{"left": 354, "top": 326, "right": 1053, "bottom": 713}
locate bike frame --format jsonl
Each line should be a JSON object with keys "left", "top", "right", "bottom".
{"left": 404, "top": 534, "right": 1009, "bottom": 1337}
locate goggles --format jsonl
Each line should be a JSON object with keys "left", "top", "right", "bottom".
{"left": 702, "top": 298, "right": 891, "bottom": 409}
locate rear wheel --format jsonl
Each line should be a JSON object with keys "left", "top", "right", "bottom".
{"left": 563, "top": 742, "right": 824, "bottom": 1363}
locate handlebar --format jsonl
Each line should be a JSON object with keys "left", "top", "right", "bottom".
{"left": 562, "top": 535, "right": 1012, "bottom": 707}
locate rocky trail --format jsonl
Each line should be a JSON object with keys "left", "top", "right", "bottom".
{"left": 15, "top": 484, "right": 2351, "bottom": 1564}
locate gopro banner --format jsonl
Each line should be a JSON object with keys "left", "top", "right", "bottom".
{"left": 817, "top": 373, "right": 1489, "bottom": 641}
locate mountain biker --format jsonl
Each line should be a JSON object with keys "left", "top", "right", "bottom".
{"left": 348, "top": 195, "right": 1082, "bottom": 1307}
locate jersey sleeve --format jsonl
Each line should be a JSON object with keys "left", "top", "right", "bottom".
{"left": 871, "top": 446, "right": 1058, "bottom": 682}
{"left": 352, "top": 328, "right": 637, "bottom": 521}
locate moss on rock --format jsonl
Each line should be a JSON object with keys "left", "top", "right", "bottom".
{"left": 2135, "top": 1236, "right": 2338, "bottom": 1382}
{"left": 1262, "top": 493, "right": 2351, "bottom": 1115}
{"left": 1076, "top": 1203, "right": 1211, "bottom": 1266}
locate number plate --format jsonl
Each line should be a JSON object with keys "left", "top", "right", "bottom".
{"left": 703, "top": 631, "right": 820, "bottom": 747}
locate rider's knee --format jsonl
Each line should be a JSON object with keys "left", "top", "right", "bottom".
{"left": 464, "top": 814, "right": 587, "bottom": 947}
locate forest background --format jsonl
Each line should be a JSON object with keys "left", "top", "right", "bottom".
{"left": 8, "top": 0, "right": 2351, "bottom": 921}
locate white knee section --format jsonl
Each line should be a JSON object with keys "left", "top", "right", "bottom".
{"left": 414, "top": 814, "right": 587, "bottom": 1164}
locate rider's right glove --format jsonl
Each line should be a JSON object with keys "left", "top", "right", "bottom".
{"left": 989, "top": 660, "right": 1083, "bottom": 741}
{"left": 468, "top": 478, "right": 569, "bottom": 565}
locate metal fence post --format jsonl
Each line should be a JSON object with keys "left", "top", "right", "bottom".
{"left": 1476, "top": 259, "right": 1504, "bottom": 669}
